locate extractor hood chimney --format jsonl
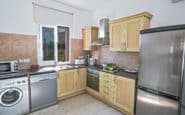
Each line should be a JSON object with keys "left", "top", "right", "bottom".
{"left": 91, "top": 18, "right": 109, "bottom": 46}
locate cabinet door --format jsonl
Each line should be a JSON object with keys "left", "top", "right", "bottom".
{"left": 114, "top": 76, "right": 135, "bottom": 114}
{"left": 109, "top": 22, "right": 126, "bottom": 51}
{"left": 77, "top": 68, "right": 87, "bottom": 91}
{"left": 125, "top": 18, "right": 143, "bottom": 52}
{"left": 57, "top": 69, "right": 78, "bottom": 98}
{"left": 82, "top": 27, "right": 98, "bottom": 51}
{"left": 82, "top": 28, "right": 91, "bottom": 50}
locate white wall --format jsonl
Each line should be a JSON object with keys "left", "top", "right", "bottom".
{"left": 0, "top": 0, "right": 93, "bottom": 38}
{"left": 0, "top": 0, "right": 36, "bottom": 35}
{"left": 93, "top": 0, "right": 185, "bottom": 27}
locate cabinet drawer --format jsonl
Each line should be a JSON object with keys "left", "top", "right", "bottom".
{"left": 101, "top": 80, "right": 114, "bottom": 85}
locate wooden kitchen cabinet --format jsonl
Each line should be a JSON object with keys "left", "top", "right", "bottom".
{"left": 109, "top": 22, "right": 126, "bottom": 51}
{"left": 57, "top": 69, "right": 78, "bottom": 98}
{"left": 82, "top": 26, "right": 98, "bottom": 50}
{"left": 114, "top": 76, "right": 136, "bottom": 115}
{"left": 99, "top": 72, "right": 115, "bottom": 103}
{"left": 109, "top": 12, "right": 152, "bottom": 52}
{"left": 76, "top": 68, "right": 87, "bottom": 91}
{"left": 99, "top": 72, "right": 136, "bottom": 115}
{"left": 57, "top": 68, "right": 87, "bottom": 100}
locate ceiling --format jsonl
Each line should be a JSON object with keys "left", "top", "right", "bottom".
{"left": 54, "top": 0, "right": 183, "bottom": 12}
{"left": 55, "top": 0, "right": 111, "bottom": 11}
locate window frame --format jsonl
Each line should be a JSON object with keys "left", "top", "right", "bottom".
{"left": 39, "top": 24, "right": 71, "bottom": 65}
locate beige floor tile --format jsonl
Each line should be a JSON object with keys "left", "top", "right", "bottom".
{"left": 29, "top": 94, "right": 123, "bottom": 115}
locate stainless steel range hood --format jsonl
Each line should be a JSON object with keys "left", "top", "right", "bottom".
{"left": 91, "top": 18, "right": 109, "bottom": 46}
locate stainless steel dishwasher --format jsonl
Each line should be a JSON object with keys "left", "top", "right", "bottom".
{"left": 30, "top": 72, "right": 57, "bottom": 112}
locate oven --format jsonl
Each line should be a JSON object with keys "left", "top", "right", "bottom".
{"left": 87, "top": 68, "right": 99, "bottom": 91}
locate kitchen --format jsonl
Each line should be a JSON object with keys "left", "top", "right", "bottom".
{"left": 0, "top": 0, "right": 185, "bottom": 115}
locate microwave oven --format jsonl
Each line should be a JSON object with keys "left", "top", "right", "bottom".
{"left": 0, "top": 60, "right": 18, "bottom": 74}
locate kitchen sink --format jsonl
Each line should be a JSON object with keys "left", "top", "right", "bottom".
{"left": 55, "top": 65, "right": 74, "bottom": 70}
{"left": 38, "top": 67, "right": 55, "bottom": 72}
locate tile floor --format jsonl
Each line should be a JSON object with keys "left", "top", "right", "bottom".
{"left": 29, "top": 94, "right": 123, "bottom": 115}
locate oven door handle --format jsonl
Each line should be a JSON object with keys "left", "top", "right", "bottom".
{"left": 88, "top": 73, "right": 99, "bottom": 77}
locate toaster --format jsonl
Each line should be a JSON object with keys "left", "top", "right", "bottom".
{"left": 75, "top": 59, "right": 85, "bottom": 65}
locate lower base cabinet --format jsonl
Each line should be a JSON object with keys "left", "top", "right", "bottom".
{"left": 57, "top": 68, "right": 87, "bottom": 100}
{"left": 57, "top": 69, "right": 135, "bottom": 115}
{"left": 114, "top": 76, "right": 135, "bottom": 115}
{"left": 99, "top": 72, "right": 135, "bottom": 115}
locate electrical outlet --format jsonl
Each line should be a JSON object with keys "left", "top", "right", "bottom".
{"left": 23, "top": 58, "right": 30, "bottom": 63}
{"left": 19, "top": 59, "right": 24, "bottom": 64}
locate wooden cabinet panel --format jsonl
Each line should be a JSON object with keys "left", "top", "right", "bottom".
{"left": 125, "top": 18, "right": 142, "bottom": 52}
{"left": 114, "top": 76, "right": 135, "bottom": 115}
{"left": 109, "top": 23, "right": 125, "bottom": 51}
{"left": 99, "top": 72, "right": 115, "bottom": 103}
{"left": 57, "top": 69, "right": 78, "bottom": 98}
{"left": 57, "top": 68, "right": 87, "bottom": 100}
{"left": 82, "top": 26, "right": 98, "bottom": 50}
{"left": 99, "top": 72, "right": 136, "bottom": 115}
{"left": 109, "top": 12, "right": 152, "bottom": 52}
{"left": 77, "top": 68, "right": 87, "bottom": 91}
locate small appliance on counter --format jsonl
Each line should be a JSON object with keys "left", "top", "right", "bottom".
{"left": 75, "top": 55, "right": 88, "bottom": 65}
{"left": 88, "top": 58, "right": 96, "bottom": 66}
{"left": 75, "top": 58, "right": 85, "bottom": 65}
{"left": 0, "top": 60, "right": 18, "bottom": 74}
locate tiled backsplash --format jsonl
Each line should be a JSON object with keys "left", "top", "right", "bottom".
{"left": 0, "top": 32, "right": 37, "bottom": 69}
{"left": 71, "top": 38, "right": 90, "bottom": 64}
{"left": 91, "top": 45, "right": 139, "bottom": 70}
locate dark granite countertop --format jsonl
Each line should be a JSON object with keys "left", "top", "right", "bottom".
{"left": 20, "top": 64, "right": 86, "bottom": 76}
{"left": 0, "top": 64, "right": 137, "bottom": 80}
{"left": 0, "top": 72, "right": 27, "bottom": 80}
{"left": 87, "top": 65, "right": 138, "bottom": 80}
{"left": 0, "top": 65, "right": 86, "bottom": 79}
{"left": 103, "top": 69, "right": 138, "bottom": 80}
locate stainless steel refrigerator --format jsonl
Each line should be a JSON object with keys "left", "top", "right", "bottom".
{"left": 136, "top": 25, "right": 185, "bottom": 115}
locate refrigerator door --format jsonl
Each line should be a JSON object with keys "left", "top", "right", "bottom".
{"left": 181, "top": 105, "right": 185, "bottom": 115}
{"left": 138, "top": 30, "right": 185, "bottom": 97}
{"left": 136, "top": 89, "right": 179, "bottom": 115}
{"left": 182, "top": 63, "right": 185, "bottom": 105}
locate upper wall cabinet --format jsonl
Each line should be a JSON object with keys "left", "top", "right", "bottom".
{"left": 109, "top": 12, "right": 152, "bottom": 52}
{"left": 82, "top": 26, "right": 98, "bottom": 51}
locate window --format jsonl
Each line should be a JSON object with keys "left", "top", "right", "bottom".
{"left": 42, "top": 27, "right": 55, "bottom": 61}
{"left": 57, "top": 26, "right": 69, "bottom": 62}
{"left": 40, "top": 25, "right": 70, "bottom": 64}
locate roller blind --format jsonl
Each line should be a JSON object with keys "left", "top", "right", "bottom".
{"left": 33, "top": 4, "right": 73, "bottom": 28}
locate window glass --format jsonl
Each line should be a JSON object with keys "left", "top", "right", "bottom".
{"left": 57, "top": 26, "right": 69, "bottom": 62}
{"left": 42, "top": 27, "right": 55, "bottom": 60}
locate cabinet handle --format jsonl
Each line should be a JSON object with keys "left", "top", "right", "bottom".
{"left": 103, "top": 90, "right": 109, "bottom": 95}
{"left": 124, "top": 42, "right": 126, "bottom": 50}
{"left": 103, "top": 85, "right": 109, "bottom": 89}
{"left": 103, "top": 80, "right": 109, "bottom": 83}
{"left": 121, "top": 42, "right": 123, "bottom": 50}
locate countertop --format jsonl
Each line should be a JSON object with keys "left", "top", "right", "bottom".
{"left": 0, "top": 64, "right": 137, "bottom": 80}
{"left": 87, "top": 65, "right": 138, "bottom": 80}
{"left": 0, "top": 64, "right": 86, "bottom": 79}
{"left": 20, "top": 64, "right": 86, "bottom": 76}
{"left": 102, "top": 69, "right": 138, "bottom": 80}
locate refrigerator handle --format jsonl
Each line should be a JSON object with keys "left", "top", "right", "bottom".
{"left": 180, "top": 38, "right": 185, "bottom": 100}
